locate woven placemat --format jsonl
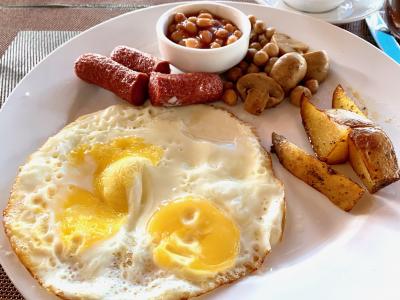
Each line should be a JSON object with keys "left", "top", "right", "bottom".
{"left": 0, "top": 31, "right": 80, "bottom": 106}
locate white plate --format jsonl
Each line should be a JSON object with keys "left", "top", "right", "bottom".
{"left": 0, "top": 2, "right": 399, "bottom": 300}
{"left": 256, "top": 0, "right": 384, "bottom": 24}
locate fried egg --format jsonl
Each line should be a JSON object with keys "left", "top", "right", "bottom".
{"left": 4, "top": 104, "right": 285, "bottom": 299}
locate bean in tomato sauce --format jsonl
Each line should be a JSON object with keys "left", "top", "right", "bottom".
{"left": 167, "top": 10, "right": 242, "bottom": 49}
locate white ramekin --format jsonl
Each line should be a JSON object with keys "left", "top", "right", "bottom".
{"left": 156, "top": 2, "right": 251, "bottom": 73}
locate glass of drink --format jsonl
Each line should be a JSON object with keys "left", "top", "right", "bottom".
{"left": 385, "top": 0, "right": 400, "bottom": 40}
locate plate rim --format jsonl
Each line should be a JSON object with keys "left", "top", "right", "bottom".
{"left": 0, "top": 2, "right": 399, "bottom": 299}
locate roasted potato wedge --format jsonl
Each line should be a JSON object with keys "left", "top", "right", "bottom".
{"left": 332, "top": 85, "right": 365, "bottom": 116}
{"left": 325, "top": 109, "right": 374, "bottom": 128}
{"left": 349, "top": 127, "right": 400, "bottom": 193}
{"left": 300, "top": 96, "right": 350, "bottom": 164}
{"left": 272, "top": 132, "right": 364, "bottom": 211}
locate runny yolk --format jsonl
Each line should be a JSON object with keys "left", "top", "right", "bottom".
{"left": 59, "top": 186, "right": 127, "bottom": 251}
{"left": 148, "top": 197, "right": 240, "bottom": 277}
{"left": 57, "top": 137, "right": 163, "bottom": 252}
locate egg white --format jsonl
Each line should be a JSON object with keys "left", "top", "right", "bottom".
{"left": 4, "top": 104, "right": 285, "bottom": 300}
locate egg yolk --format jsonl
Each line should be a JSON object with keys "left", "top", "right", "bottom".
{"left": 59, "top": 186, "right": 127, "bottom": 251}
{"left": 148, "top": 197, "right": 240, "bottom": 277}
{"left": 58, "top": 137, "right": 163, "bottom": 251}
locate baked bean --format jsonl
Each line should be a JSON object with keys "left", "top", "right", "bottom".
{"left": 176, "top": 23, "right": 185, "bottom": 31}
{"left": 215, "top": 38, "right": 224, "bottom": 46}
{"left": 199, "top": 30, "right": 213, "bottom": 44}
{"left": 168, "top": 24, "right": 176, "bottom": 34}
{"left": 210, "top": 42, "right": 221, "bottom": 48}
{"left": 265, "top": 27, "right": 276, "bottom": 39}
{"left": 184, "top": 21, "right": 198, "bottom": 35}
{"left": 212, "top": 19, "right": 222, "bottom": 27}
{"left": 264, "top": 57, "right": 278, "bottom": 74}
{"left": 250, "top": 31, "right": 258, "bottom": 43}
{"left": 249, "top": 42, "right": 262, "bottom": 50}
{"left": 248, "top": 15, "right": 257, "bottom": 25}
{"left": 304, "top": 79, "right": 319, "bottom": 94}
{"left": 188, "top": 16, "right": 197, "bottom": 23}
{"left": 246, "top": 48, "right": 257, "bottom": 62}
{"left": 234, "top": 30, "right": 242, "bottom": 38}
{"left": 168, "top": 11, "right": 242, "bottom": 49}
{"left": 227, "top": 67, "right": 242, "bottom": 82}
{"left": 223, "top": 81, "right": 234, "bottom": 90}
{"left": 224, "top": 23, "right": 236, "bottom": 33}
{"left": 198, "top": 12, "right": 212, "bottom": 19}
{"left": 215, "top": 28, "right": 229, "bottom": 39}
{"left": 247, "top": 63, "right": 259, "bottom": 74}
{"left": 222, "top": 89, "right": 238, "bottom": 106}
{"left": 263, "top": 42, "right": 279, "bottom": 57}
{"left": 253, "top": 50, "right": 269, "bottom": 66}
{"left": 196, "top": 18, "right": 213, "bottom": 27}
{"left": 220, "top": 19, "right": 229, "bottom": 25}
{"left": 226, "top": 35, "right": 238, "bottom": 45}
{"left": 174, "top": 13, "right": 186, "bottom": 23}
{"left": 258, "top": 34, "right": 268, "bottom": 47}
{"left": 171, "top": 30, "right": 187, "bottom": 43}
{"left": 254, "top": 20, "right": 266, "bottom": 34}
{"left": 260, "top": 39, "right": 268, "bottom": 47}
{"left": 238, "top": 61, "right": 249, "bottom": 71}
{"left": 184, "top": 38, "right": 200, "bottom": 48}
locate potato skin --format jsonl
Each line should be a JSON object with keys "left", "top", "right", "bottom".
{"left": 332, "top": 85, "right": 365, "bottom": 116}
{"left": 325, "top": 109, "right": 374, "bottom": 128}
{"left": 272, "top": 132, "right": 364, "bottom": 211}
{"left": 348, "top": 127, "right": 400, "bottom": 193}
{"left": 300, "top": 97, "right": 350, "bottom": 164}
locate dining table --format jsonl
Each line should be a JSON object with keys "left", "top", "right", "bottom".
{"left": 0, "top": 0, "right": 380, "bottom": 298}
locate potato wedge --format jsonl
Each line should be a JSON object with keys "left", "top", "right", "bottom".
{"left": 300, "top": 96, "right": 350, "bottom": 164}
{"left": 271, "top": 132, "right": 364, "bottom": 211}
{"left": 325, "top": 109, "right": 374, "bottom": 128}
{"left": 332, "top": 85, "right": 365, "bottom": 116}
{"left": 348, "top": 127, "right": 400, "bottom": 193}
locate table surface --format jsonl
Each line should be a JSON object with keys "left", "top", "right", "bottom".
{"left": 0, "top": 0, "right": 378, "bottom": 299}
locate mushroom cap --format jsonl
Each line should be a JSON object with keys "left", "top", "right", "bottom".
{"left": 271, "top": 32, "right": 309, "bottom": 55}
{"left": 236, "top": 73, "right": 285, "bottom": 115}
{"left": 303, "top": 50, "right": 329, "bottom": 82}
{"left": 270, "top": 53, "right": 307, "bottom": 92}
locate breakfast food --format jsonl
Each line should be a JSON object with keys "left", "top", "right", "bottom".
{"left": 270, "top": 52, "right": 307, "bottom": 92}
{"left": 300, "top": 93, "right": 399, "bottom": 193}
{"left": 301, "top": 97, "right": 354, "bottom": 164}
{"left": 149, "top": 72, "right": 223, "bottom": 106}
{"left": 301, "top": 97, "right": 376, "bottom": 164}
{"left": 303, "top": 50, "right": 329, "bottom": 82}
{"left": 271, "top": 132, "right": 364, "bottom": 211}
{"left": 348, "top": 127, "right": 400, "bottom": 193}
{"left": 222, "top": 15, "right": 330, "bottom": 115}
{"left": 4, "top": 105, "right": 285, "bottom": 299}
{"left": 270, "top": 32, "right": 308, "bottom": 55}
{"left": 236, "top": 73, "right": 284, "bottom": 114}
{"left": 289, "top": 85, "right": 311, "bottom": 106}
{"left": 75, "top": 53, "right": 149, "bottom": 105}
{"left": 167, "top": 11, "right": 242, "bottom": 48}
{"left": 111, "top": 46, "right": 171, "bottom": 75}
{"left": 332, "top": 84, "right": 365, "bottom": 116}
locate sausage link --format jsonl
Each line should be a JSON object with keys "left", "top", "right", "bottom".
{"left": 75, "top": 53, "right": 149, "bottom": 105}
{"left": 110, "top": 46, "right": 170, "bottom": 75}
{"left": 149, "top": 72, "right": 223, "bottom": 106}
